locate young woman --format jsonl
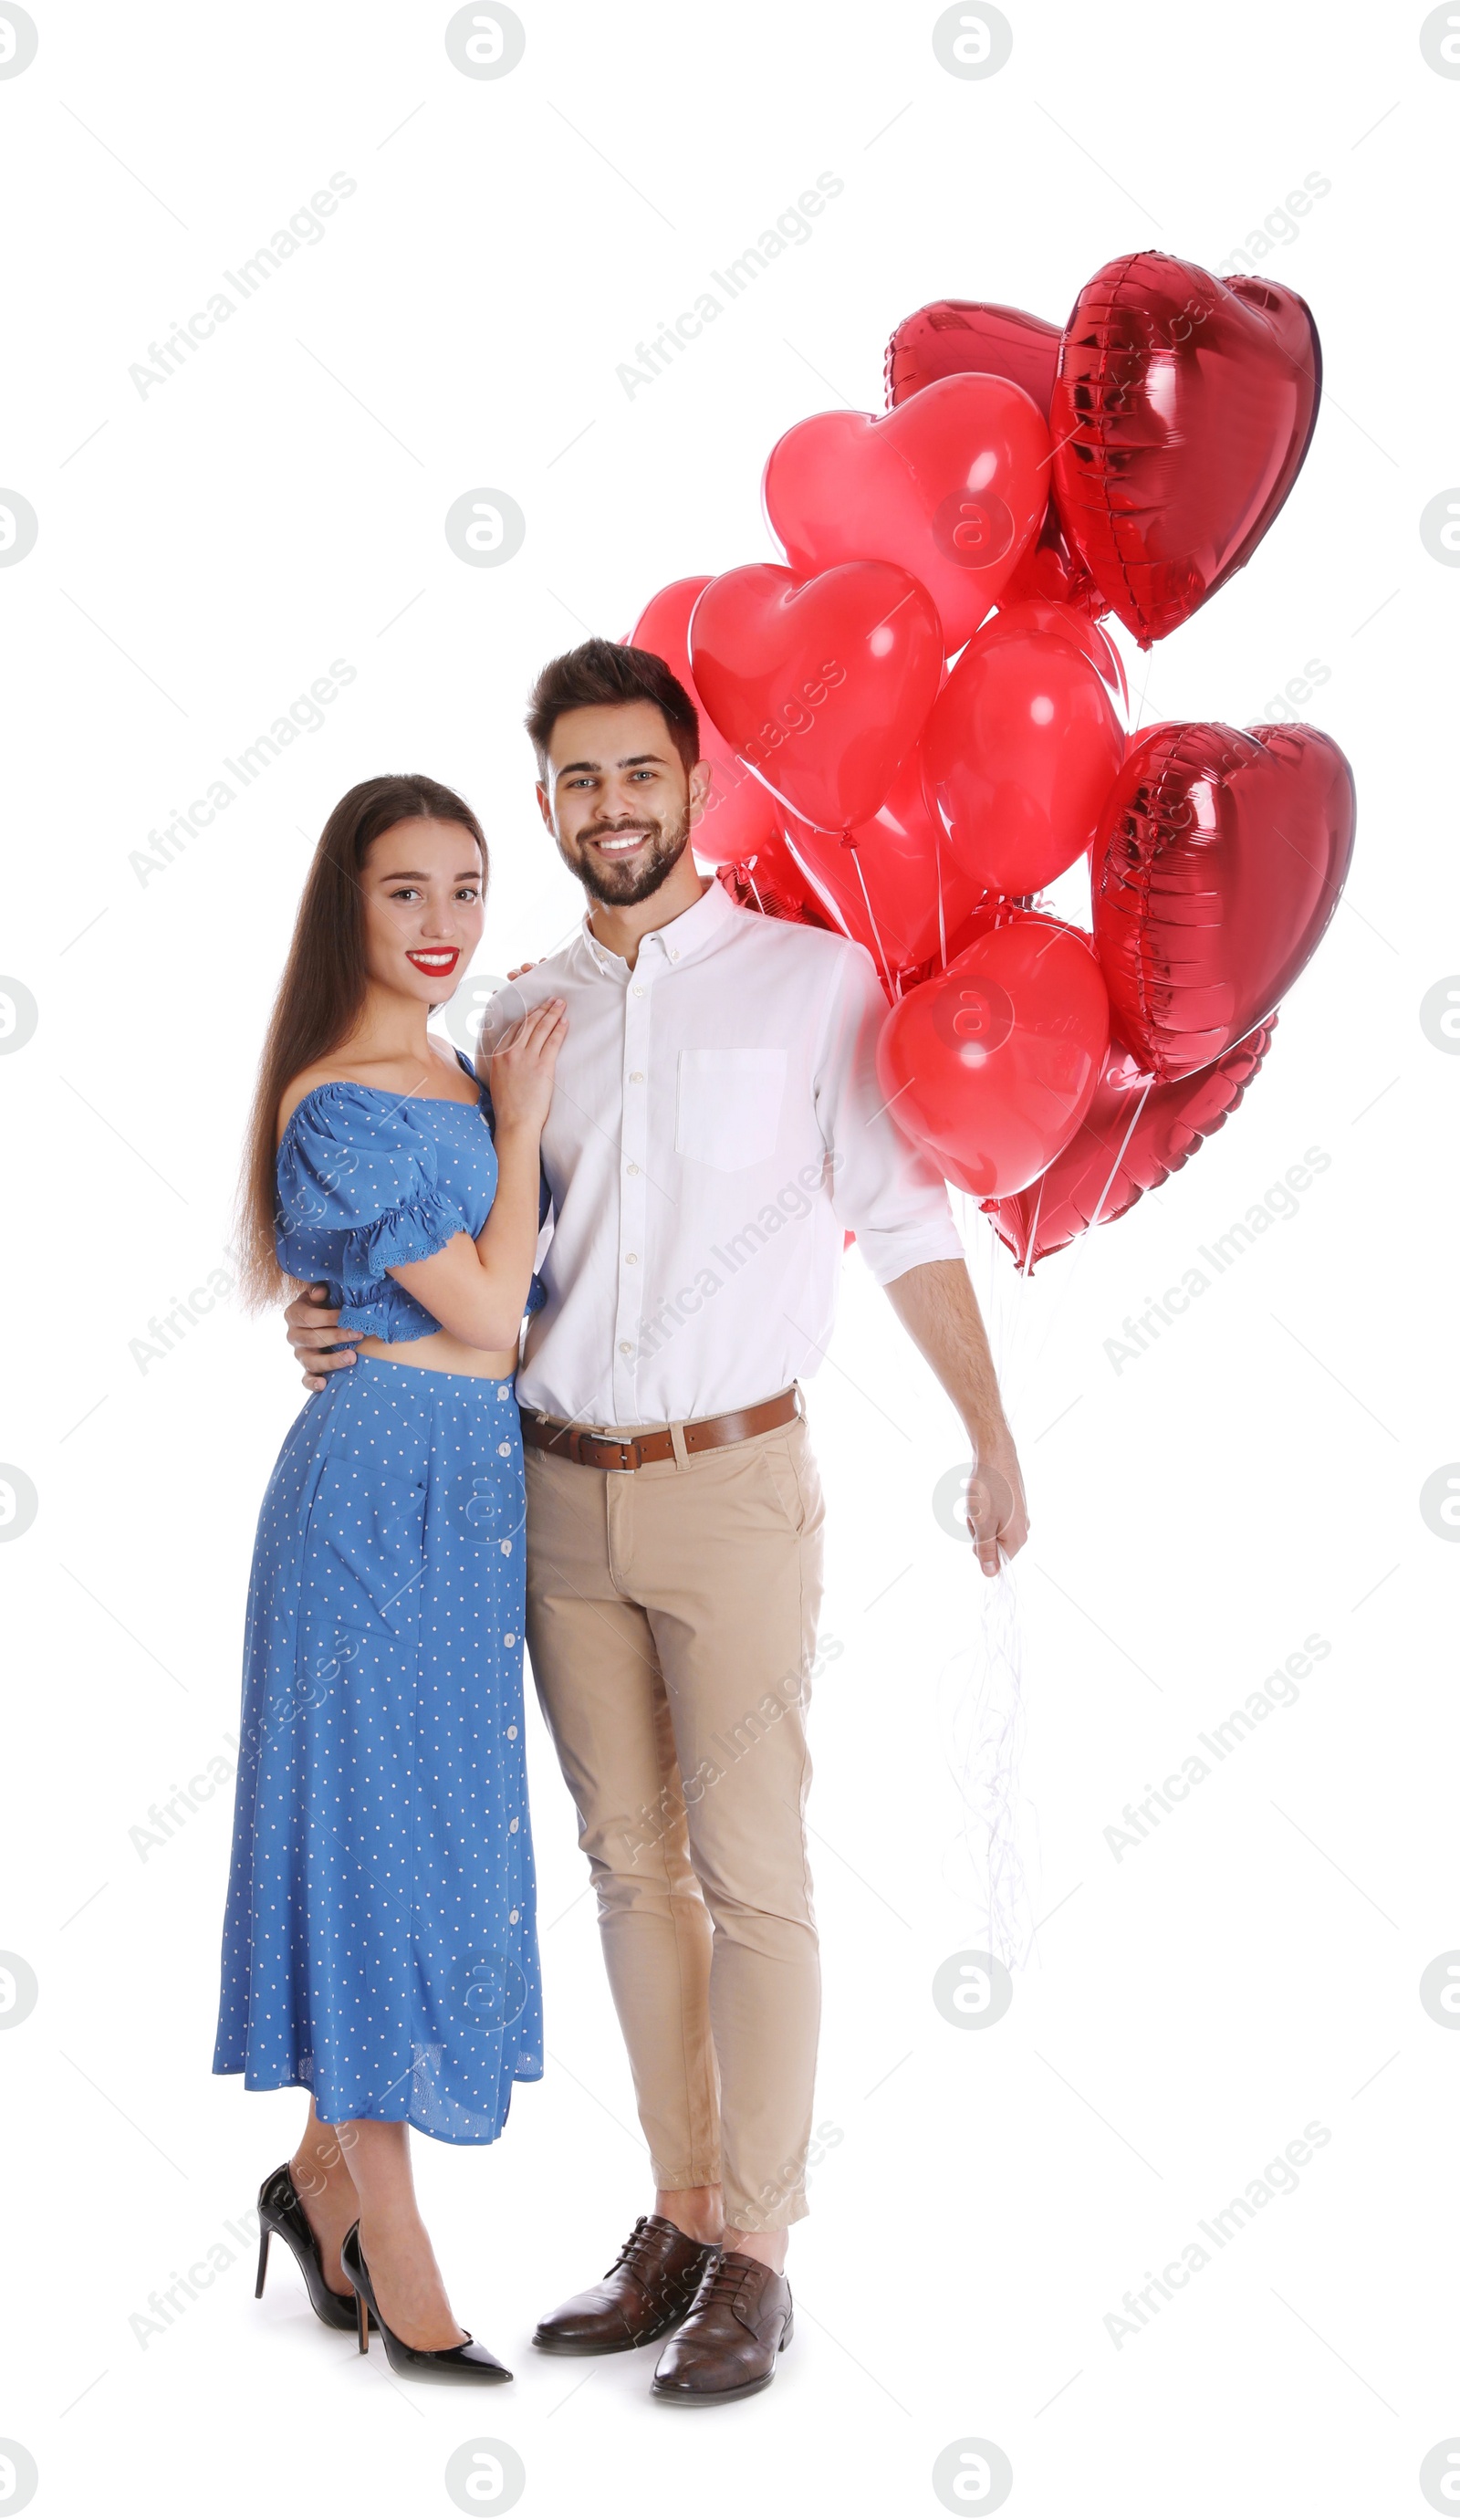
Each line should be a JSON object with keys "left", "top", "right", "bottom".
{"left": 214, "top": 773, "right": 565, "bottom": 2382}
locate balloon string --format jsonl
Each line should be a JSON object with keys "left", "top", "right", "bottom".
{"left": 1086, "top": 1075, "right": 1154, "bottom": 1239}
{"left": 1020, "top": 1171, "right": 1044, "bottom": 1282}
{"left": 782, "top": 824, "right": 855, "bottom": 946}
{"left": 846, "top": 838, "right": 896, "bottom": 997}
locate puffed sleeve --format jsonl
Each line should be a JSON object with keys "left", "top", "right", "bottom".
{"left": 276, "top": 1085, "right": 469, "bottom": 1290}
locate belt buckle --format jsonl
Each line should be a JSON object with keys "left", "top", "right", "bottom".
{"left": 589, "top": 1429, "right": 637, "bottom": 1473}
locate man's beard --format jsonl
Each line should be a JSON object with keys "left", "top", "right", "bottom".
{"left": 562, "top": 801, "right": 692, "bottom": 907}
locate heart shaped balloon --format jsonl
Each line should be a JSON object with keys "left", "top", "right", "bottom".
{"left": 689, "top": 560, "right": 943, "bottom": 832}
{"left": 779, "top": 749, "right": 995, "bottom": 997}
{"left": 1052, "top": 255, "right": 1322, "bottom": 646}
{"left": 883, "top": 297, "right": 1105, "bottom": 617}
{"left": 1093, "top": 721, "right": 1355, "bottom": 1080}
{"left": 984, "top": 1018, "right": 1277, "bottom": 1270}
{"left": 922, "top": 618, "right": 1126, "bottom": 895}
{"left": 629, "top": 576, "right": 782, "bottom": 866}
{"left": 876, "top": 913, "right": 1111, "bottom": 1199}
{"left": 764, "top": 373, "right": 1050, "bottom": 654}
{"left": 885, "top": 298, "right": 1065, "bottom": 412}
{"left": 972, "top": 596, "right": 1127, "bottom": 715}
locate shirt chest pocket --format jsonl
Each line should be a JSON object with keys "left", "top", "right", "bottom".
{"left": 674, "top": 1047, "right": 787, "bottom": 1173}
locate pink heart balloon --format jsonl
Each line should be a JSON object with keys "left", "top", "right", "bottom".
{"left": 763, "top": 374, "right": 1050, "bottom": 654}
{"left": 923, "top": 619, "right": 1125, "bottom": 896}
{"left": 876, "top": 913, "right": 1111, "bottom": 1199}
{"left": 972, "top": 597, "right": 1127, "bottom": 715}
{"left": 689, "top": 560, "right": 943, "bottom": 832}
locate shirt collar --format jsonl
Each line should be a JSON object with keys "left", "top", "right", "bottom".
{"left": 578, "top": 875, "right": 736, "bottom": 980}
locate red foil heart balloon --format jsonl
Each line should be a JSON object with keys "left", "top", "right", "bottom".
{"left": 885, "top": 298, "right": 1065, "bottom": 412}
{"left": 714, "top": 831, "right": 837, "bottom": 930}
{"left": 763, "top": 373, "right": 1050, "bottom": 653}
{"left": 1093, "top": 721, "right": 1355, "bottom": 1081}
{"left": 629, "top": 576, "right": 782, "bottom": 867}
{"left": 689, "top": 560, "right": 943, "bottom": 832}
{"left": 884, "top": 297, "right": 1105, "bottom": 617}
{"left": 876, "top": 913, "right": 1111, "bottom": 1199}
{"left": 922, "top": 618, "right": 1125, "bottom": 895}
{"left": 984, "top": 1018, "right": 1278, "bottom": 1270}
{"left": 1052, "top": 255, "right": 1322, "bottom": 646}
{"left": 779, "top": 748, "right": 995, "bottom": 997}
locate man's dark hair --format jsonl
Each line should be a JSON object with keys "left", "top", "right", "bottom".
{"left": 526, "top": 638, "right": 700, "bottom": 776}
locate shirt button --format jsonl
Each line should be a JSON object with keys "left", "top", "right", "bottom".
{"left": 504, "top": 1634, "right": 516, "bottom": 1648}
{"left": 497, "top": 1442, "right": 511, "bottom": 1457}
{"left": 619, "top": 1340, "right": 632, "bottom": 1354}
{"left": 669, "top": 948, "right": 679, "bottom": 961}
{"left": 509, "top": 1816, "right": 519, "bottom": 1834}
{"left": 508, "top": 1908, "right": 519, "bottom": 1924}
{"left": 625, "top": 1252, "right": 638, "bottom": 1266}
{"left": 632, "top": 985, "right": 645, "bottom": 997}
{"left": 629, "top": 1070, "right": 644, "bottom": 1083}
{"left": 626, "top": 1161, "right": 641, "bottom": 1176}
{"left": 506, "top": 1721, "right": 518, "bottom": 1738}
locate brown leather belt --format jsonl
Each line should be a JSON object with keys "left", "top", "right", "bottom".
{"left": 521, "top": 1385, "right": 801, "bottom": 1472}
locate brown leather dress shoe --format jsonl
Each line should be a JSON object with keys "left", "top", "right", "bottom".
{"left": 532, "top": 2216, "right": 721, "bottom": 2356}
{"left": 650, "top": 2252, "right": 794, "bottom": 2403}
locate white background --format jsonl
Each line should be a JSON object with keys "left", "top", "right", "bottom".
{"left": 0, "top": 3, "right": 1453, "bottom": 2515}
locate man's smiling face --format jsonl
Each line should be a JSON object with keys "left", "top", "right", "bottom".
{"left": 538, "top": 699, "right": 707, "bottom": 907}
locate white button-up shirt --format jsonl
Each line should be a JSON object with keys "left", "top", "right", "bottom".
{"left": 479, "top": 878, "right": 964, "bottom": 1428}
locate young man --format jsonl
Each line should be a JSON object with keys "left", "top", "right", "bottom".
{"left": 287, "top": 640, "right": 1027, "bottom": 2405}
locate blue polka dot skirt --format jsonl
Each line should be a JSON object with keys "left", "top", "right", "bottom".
{"left": 213, "top": 1357, "right": 542, "bottom": 2142}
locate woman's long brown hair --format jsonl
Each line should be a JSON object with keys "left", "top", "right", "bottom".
{"left": 237, "top": 774, "right": 488, "bottom": 1309}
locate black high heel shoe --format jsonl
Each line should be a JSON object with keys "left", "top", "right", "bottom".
{"left": 340, "top": 2223, "right": 511, "bottom": 2384}
{"left": 255, "top": 2163, "right": 373, "bottom": 2335}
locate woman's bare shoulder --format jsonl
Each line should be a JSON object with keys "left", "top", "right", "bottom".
{"left": 275, "top": 1063, "right": 346, "bottom": 1144}
{"left": 276, "top": 1041, "right": 471, "bottom": 1144}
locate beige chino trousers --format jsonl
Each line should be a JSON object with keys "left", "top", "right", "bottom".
{"left": 522, "top": 1406, "right": 825, "bottom": 2231}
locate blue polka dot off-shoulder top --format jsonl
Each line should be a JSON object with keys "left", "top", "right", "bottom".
{"left": 275, "top": 1049, "right": 548, "bottom": 1345}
